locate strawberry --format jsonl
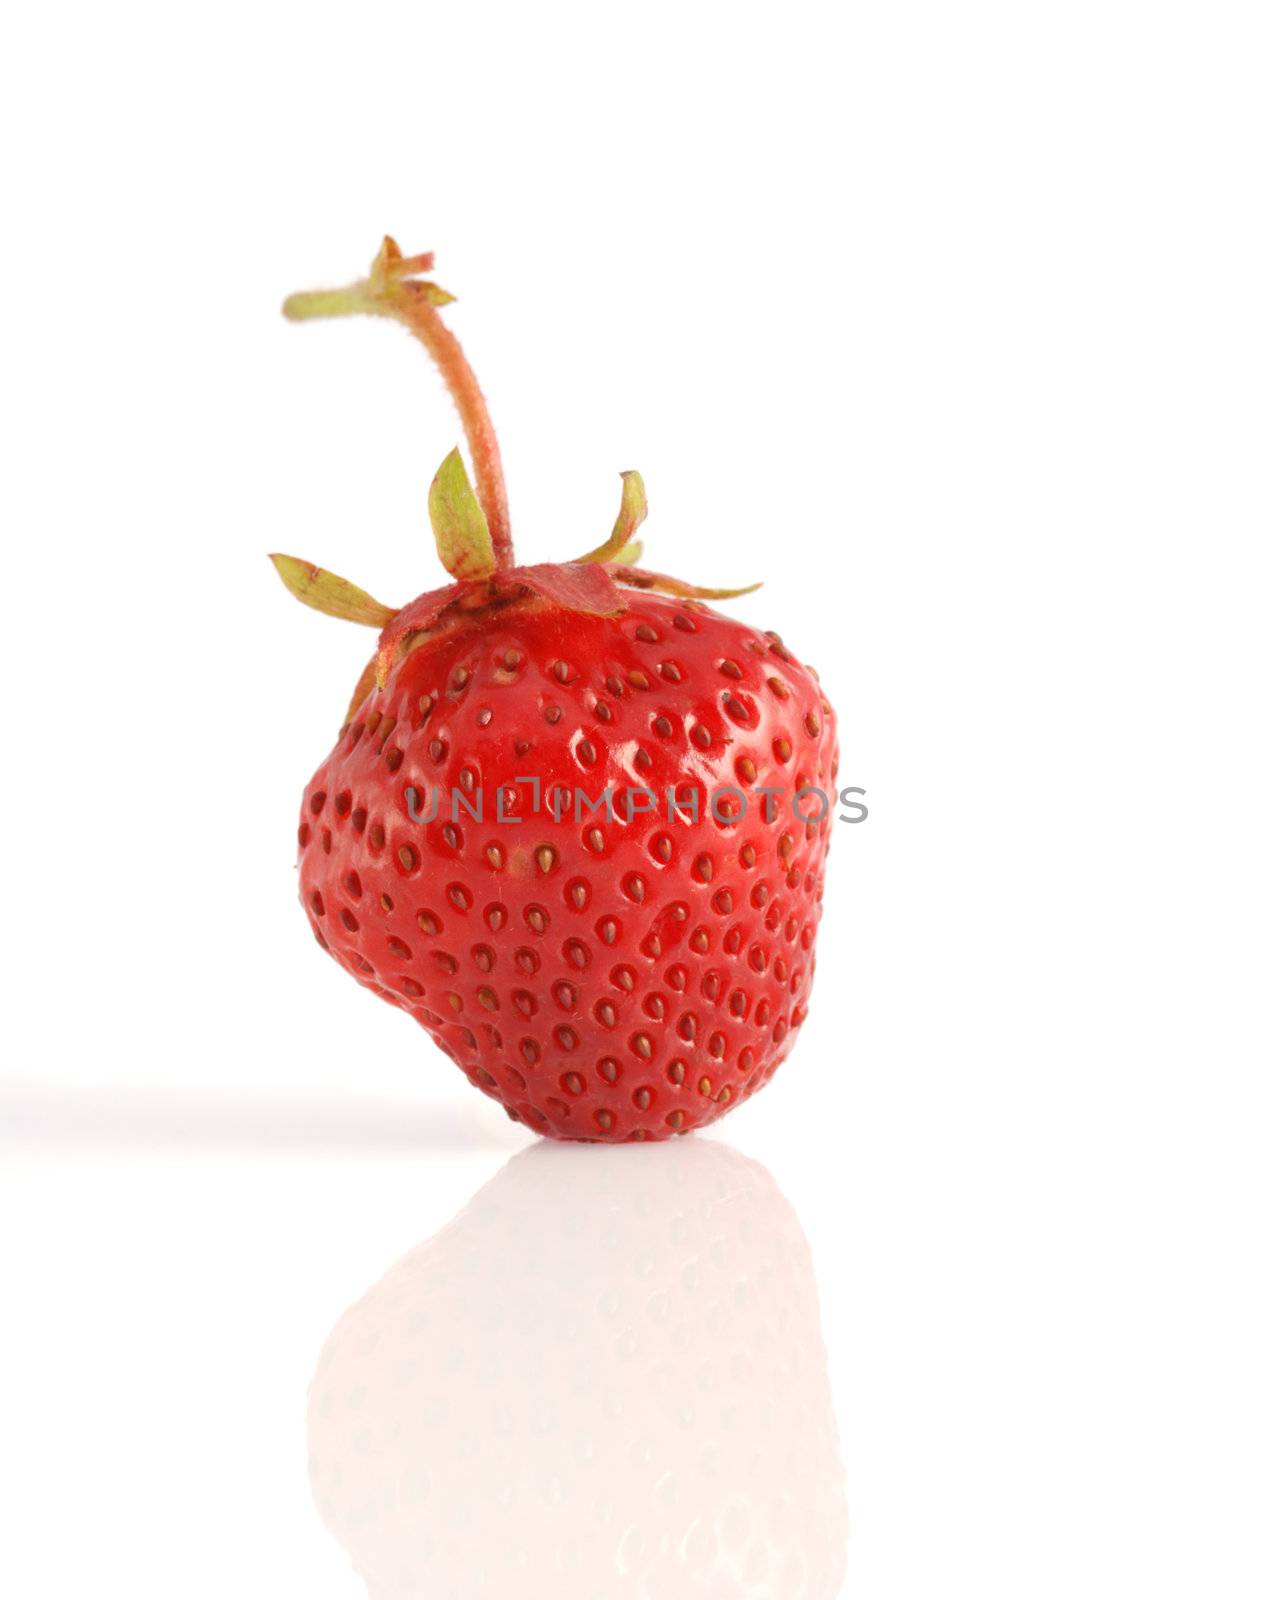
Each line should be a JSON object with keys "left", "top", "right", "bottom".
{"left": 308, "top": 1137, "right": 849, "bottom": 1597}
{"left": 275, "top": 240, "right": 838, "bottom": 1141}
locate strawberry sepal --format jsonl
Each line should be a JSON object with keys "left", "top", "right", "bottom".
{"left": 608, "top": 564, "right": 761, "bottom": 601}
{"left": 428, "top": 448, "right": 497, "bottom": 580}
{"left": 269, "top": 555, "right": 398, "bottom": 626}
{"left": 373, "top": 580, "right": 471, "bottom": 686}
{"left": 577, "top": 471, "right": 648, "bottom": 564}
{"left": 505, "top": 561, "right": 625, "bottom": 616}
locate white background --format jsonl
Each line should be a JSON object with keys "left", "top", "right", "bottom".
{"left": 2, "top": 3, "right": 1264, "bottom": 1596}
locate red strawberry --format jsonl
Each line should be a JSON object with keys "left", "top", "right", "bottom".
{"left": 275, "top": 240, "right": 838, "bottom": 1141}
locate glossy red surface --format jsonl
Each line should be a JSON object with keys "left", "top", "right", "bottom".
{"left": 297, "top": 591, "right": 838, "bottom": 1140}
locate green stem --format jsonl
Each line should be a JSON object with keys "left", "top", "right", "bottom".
{"left": 283, "top": 243, "right": 515, "bottom": 571}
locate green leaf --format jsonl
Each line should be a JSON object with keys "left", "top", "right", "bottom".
{"left": 269, "top": 554, "right": 397, "bottom": 626}
{"left": 428, "top": 448, "right": 496, "bottom": 581}
{"left": 577, "top": 471, "right": 649, "bottom": 563}
{"left": 608, "top": 564, "right": 761, "bottom": 600}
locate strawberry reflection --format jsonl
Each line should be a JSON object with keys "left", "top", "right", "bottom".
{"left": 308, "top": 1138, "right": 847, "bottom": 1598}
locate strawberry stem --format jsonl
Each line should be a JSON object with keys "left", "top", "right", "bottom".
{"left": 283, "top": 239, "right": 514, "bottom": 572}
